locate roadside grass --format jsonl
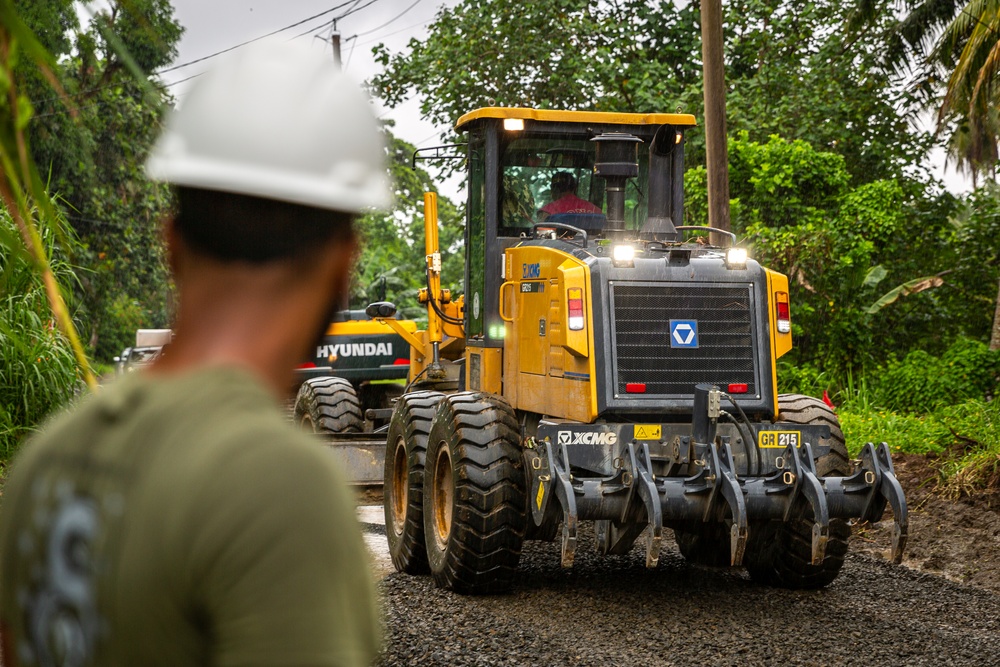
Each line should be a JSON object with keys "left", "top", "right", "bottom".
{"left": 840, "top": 397, "right": 1000, "bottom": 498}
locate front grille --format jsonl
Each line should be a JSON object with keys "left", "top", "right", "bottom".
{"left": 610, "top": 283, "right": 757, "bottom": 397}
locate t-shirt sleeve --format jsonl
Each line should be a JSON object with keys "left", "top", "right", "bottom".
{"left": 183, "top": 432, "right": 380, "bottom": 667}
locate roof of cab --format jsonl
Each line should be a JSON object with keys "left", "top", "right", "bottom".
{"left": 455, "top": 107, "right": 698, "bottom": 132}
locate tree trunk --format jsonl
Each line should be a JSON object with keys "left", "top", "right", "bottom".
{"left": 990, "top": 277, "right": 1000, "bottom": 351}
{"left": 701, "top": 0, "right": 731, "bottom": 243}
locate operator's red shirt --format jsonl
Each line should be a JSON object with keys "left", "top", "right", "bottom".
{"left": 541, "top": 194, "right": 602, "bottom": 216}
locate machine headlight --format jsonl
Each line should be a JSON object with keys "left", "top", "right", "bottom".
{"left": 612, "top": 244, "right": 635, "bottom": 266}
{"left": 503, "top": 118, "right": 525, "bottom": 131}
{"left": 726, "top": 247, "right": 748, "bottom": 269}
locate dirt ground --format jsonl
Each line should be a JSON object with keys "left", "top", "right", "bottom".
{"left": 851, "top": 453, "right": 1000, "bottom": 593}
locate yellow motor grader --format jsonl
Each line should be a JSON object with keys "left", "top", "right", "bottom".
{"left": 330, "top": 107, "right": 907, "bottom": 594}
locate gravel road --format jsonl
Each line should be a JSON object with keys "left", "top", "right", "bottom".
{"left": 358, "top": 509, "right": 1000, "bottom": 667}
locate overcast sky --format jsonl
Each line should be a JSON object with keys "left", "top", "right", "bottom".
{"left": 152, "top": 0, "right": 457, "bottom": 162}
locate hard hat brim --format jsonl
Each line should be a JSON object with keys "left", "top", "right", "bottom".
{"left": 147, "top": 150, "right": 392, "bottom": 213}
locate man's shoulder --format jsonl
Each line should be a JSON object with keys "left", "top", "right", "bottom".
{"left": 14, "top": 367, "right": 331, "bottom": 486}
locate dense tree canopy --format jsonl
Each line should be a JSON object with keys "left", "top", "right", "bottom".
{"left": 352, "top": 127, "right": 465, "bottom": 319}
{"left": 18, "top": 0, "right": 182, "bottom": 360}
{"left": 372, "top": 0, "right": 931, "bottom": 183}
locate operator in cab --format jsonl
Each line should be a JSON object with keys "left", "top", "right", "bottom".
{"left": 539, "top": 171, "right": 602, "bottom": 219}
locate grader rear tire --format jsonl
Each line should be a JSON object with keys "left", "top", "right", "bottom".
{"left": 294, "top": 377, "right": 363, "bottom": 434}
{"left": 423, "top": 392, "right": 527, "bottom": 594}
{"left": 745, "top": 393, "right": 853, "bottom": 589}
{"left": 383, "top": 391, "right": 443, "bottom": 574}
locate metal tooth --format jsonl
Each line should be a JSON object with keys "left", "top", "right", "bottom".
{"left": 561, "top": 517, "right": 577, "bottom": 568}
{"left": 811, "top": 522, "right": 829, "bottom": 566}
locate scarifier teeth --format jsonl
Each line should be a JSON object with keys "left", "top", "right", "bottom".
{"left": 811, "top": 522, "right": 829, "bottom": 565}
{"left": 730, "top": 523, "right": 747, "bottom": 566}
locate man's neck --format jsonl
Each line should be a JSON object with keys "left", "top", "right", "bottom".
{"left": 150, "top": 265, "right": 334, "bottom": 399}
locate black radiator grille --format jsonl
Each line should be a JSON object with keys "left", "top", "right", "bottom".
{"left": 611, "top": 283, "right": 758, "bottom": 397}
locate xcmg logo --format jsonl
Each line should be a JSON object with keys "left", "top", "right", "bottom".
{"left": 522, "top": 262, "right": 541, "bottom": 279}
{"left": 557, "top": 431, "right": 618, "bottom": 445}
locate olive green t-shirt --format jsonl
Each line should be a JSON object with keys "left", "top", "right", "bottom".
{"left": 0, "top": 366, "right": 379, "bottom": 666}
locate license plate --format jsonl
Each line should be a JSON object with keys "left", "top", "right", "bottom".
{"left": 758, "top": 430, "right": 801, "bottom": 449}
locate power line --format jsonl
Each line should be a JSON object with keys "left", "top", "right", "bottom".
{"left": 340, "top": 0, "right": 383, "bottom": 20}
{"left": 155, "top": 0, "right": 362, "bottom": 75}
{"left": 292, "top": 18, "right": 339, "bottom": 40}
{"left": 352, "top": 0, "right": 423, "bottom": 38}
{"left": 355, "top": 17, "right": 434, "bottom": 48}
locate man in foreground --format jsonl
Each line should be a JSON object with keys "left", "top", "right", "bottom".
{"left": 0, "top": 40, "right": 389, "bottom": 666}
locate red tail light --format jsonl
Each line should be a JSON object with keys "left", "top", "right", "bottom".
{"left": 567, "top": 287, "right": 585, "bottom": 331}
{"left": 626, "top": 383, "right": 646, "bottom": 394}
{"left": 728, "top": 383, "right": 749, "bottom": 394}
{"left": 775, "top": 292, "right": 790, "bottom": 333}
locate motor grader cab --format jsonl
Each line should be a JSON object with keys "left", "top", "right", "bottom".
{"left": 357, "top": 108, "right": 908, "bottom": 594}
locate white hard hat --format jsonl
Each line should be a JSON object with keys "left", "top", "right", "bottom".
{"left": 146, "top": 39, "right": 391, "bottom": 212}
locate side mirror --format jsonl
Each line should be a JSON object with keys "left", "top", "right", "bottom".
{"left": 365, "top": 301, "right": 398, "bottom": 319}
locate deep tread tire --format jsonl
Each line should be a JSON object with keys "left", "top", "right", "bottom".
{"left": 383, "top": 391, "right": 444, "bottom": 574}
{"left": 675, "top": 522, "right": 734, "bottom": 567}
{"left": 294, "top": 377, "right": 363, "bottom": 434}
{"left": 745, "top": 393, "right": 853, "bottom": 589}
{"left": 423, "top": 392, "right": 527, "bottom": 594}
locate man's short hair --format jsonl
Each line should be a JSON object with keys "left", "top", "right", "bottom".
{"left": 551, "top": 171, "right": 577, "bottom": 194}
{"left": 174, "top": 187, "right": 354, "bottom": 263}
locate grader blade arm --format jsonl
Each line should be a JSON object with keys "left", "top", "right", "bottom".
{"left": 716, "top": 442, "right": 748, "bottom": 565}
{"left": 783, "top": 442, "right": 831, "bottom": 565}
{"left": 625, "top": 442, "right": 663, "bottom": 568}
{"left": 544, "top": 439, "right": 578, "bottom": 568}
{"left": 876, "top": 443, "right": 909, "bottom": 563}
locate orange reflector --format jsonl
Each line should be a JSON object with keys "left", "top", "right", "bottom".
{"left": 626, "top": 383, "right": 646, "bottom": 393}
{"left": 728, "top": 383, "right": 749, "bottom": 394}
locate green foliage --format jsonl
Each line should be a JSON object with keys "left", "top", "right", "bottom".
{"left": 351, "top": 127, "right": 464, "bottom": 320}
{"left": 840, "top": 407, "right": 950, "bottom": 457}
{"left": 936, "top": 400, "right": 1000, "bottom": 498}
{"left": 840, "top": 398, "right": 1000, "bottom": 498}
{"left": 0, "top": 207, "right": 81, "bottom": 461}
{"left": 944, "top": 185, "right": 1000, "bottom": 341}
{"left": 872, "top": 338, "right": 1000, "bottom": 413}
{"left": 372, "top": 0, "right": 702, "bottom": 128}
{"left": 693, "top": 134, "right": 945, "bottom": 374}
{"left": 686, "top": 132, "right": 849, "bottom": 231}
{"left": 775, "top": 359, "right": 830, "bottom": 396}
{"left": 17, "top": 0, "right": 181, "bottom": 361}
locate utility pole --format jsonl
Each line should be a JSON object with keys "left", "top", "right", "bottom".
{"left": 700, "top": 0, "right": 731, "bottom": 240}
{"left": 331, "top": 21, "right": 342, "bottom": 70}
